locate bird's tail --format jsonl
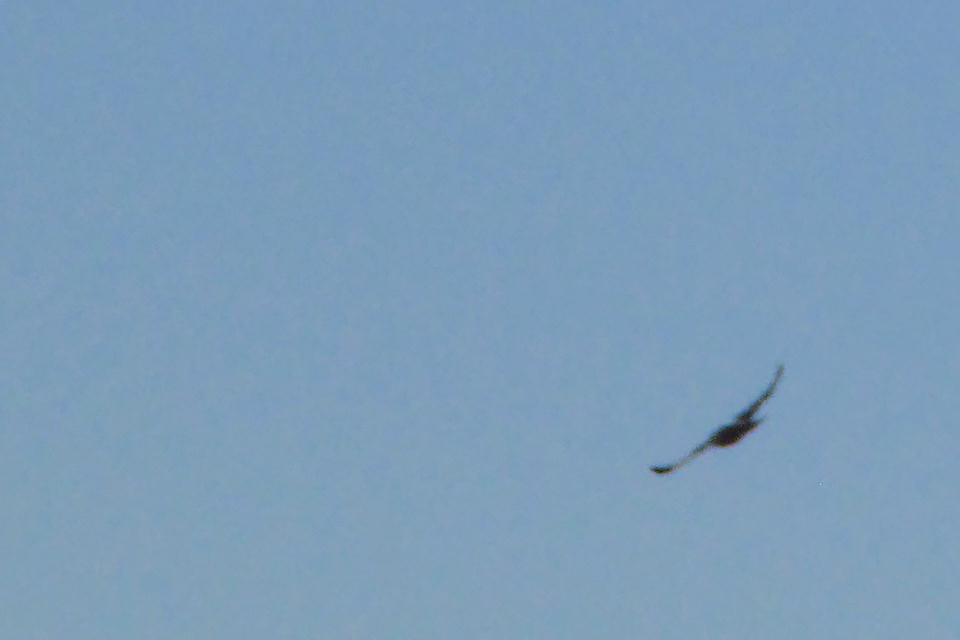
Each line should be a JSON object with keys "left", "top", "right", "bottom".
{"left": 650, "top": 442, "right": 710, "bottom": 474}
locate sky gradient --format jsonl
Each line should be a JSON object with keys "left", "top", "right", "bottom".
{"left": 3, "top": 2, "right": 959, "bottom": 637}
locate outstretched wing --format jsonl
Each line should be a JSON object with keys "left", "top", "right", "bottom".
{"left": 735, "top": 364, "right": 784, "bottom": 421}
{"left": 650, "top": 440, "right": 711, "bottom": 474}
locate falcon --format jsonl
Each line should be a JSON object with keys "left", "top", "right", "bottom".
{"left": 650, "top": 364, "right": 784, "bottom": 474}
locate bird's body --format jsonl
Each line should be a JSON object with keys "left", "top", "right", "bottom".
{"left": 709, "top": 421, "right": 760, "bottom": 447}
{"left": 650, "top": 365, "right": 784, "bottom": 474}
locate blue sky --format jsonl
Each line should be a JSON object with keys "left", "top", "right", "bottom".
{"left": 2, "top": 2, "right": 959, "bottom": 637}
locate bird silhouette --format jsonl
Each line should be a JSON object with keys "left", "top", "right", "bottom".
{"left": 650, "top": 364, "right": 784, "bottom": 474}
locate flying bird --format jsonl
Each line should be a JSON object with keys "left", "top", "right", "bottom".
{"left": 650, "top": 364, "right": 784, "bottom": 474}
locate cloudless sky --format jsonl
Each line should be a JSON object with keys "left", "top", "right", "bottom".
{"left": 2, "top": 2, "right": 959, "bottom": 637}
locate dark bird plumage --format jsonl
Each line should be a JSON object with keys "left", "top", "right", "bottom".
{"left": 650, "top": 365, "right": 784, "bottom": 474}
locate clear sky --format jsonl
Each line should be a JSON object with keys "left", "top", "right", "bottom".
{"left": 3, "top": 2, "right": 959, "bottom": 638}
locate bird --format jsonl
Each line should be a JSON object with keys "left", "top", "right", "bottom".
{"left": 650, "top": 364, "right": 784, "bottom": 474}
